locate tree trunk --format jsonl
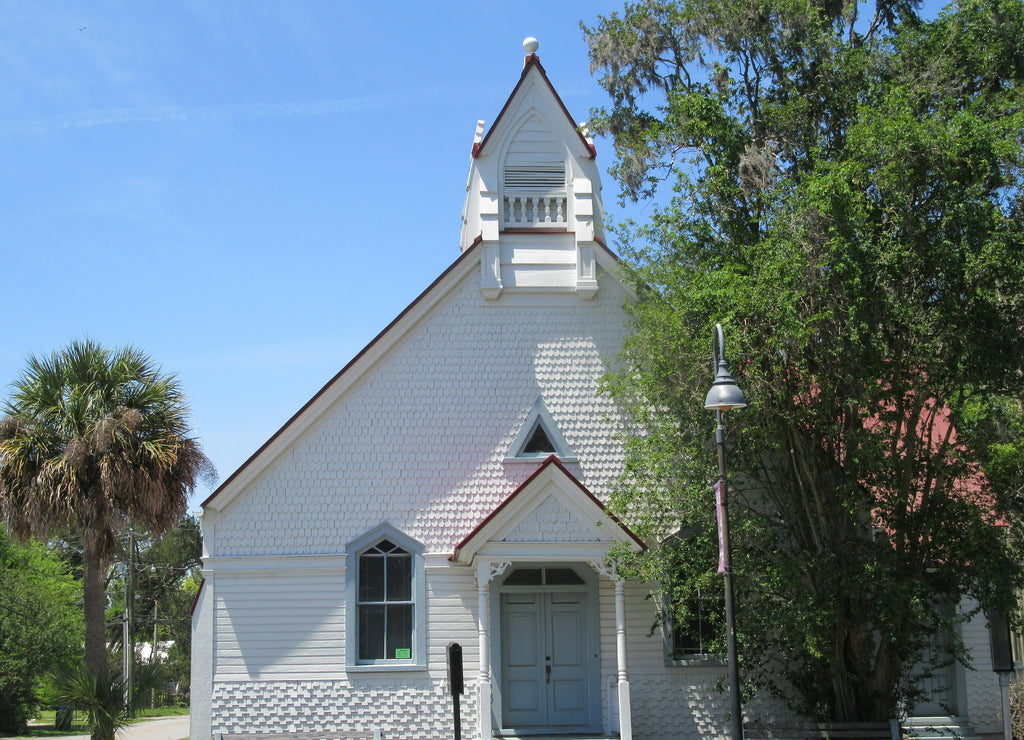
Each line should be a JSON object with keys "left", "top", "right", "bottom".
{"left": 82, "top": 530, "right": 107, "bottom": 679}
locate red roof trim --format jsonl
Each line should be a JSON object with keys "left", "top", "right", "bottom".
{"left": 201, "top": 242, "right": 482, "bottom": 508}
{"left": 474, "top": 55, "right": 596, "bottom": 159}
{"left": 450, "top": 455, "right": 644, "bottom": 561}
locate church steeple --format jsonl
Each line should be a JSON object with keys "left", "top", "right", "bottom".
{"left": 459, "top": 39, "right": 606, "bottom": 300}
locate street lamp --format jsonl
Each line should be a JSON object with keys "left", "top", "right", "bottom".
{"left": 704, "top": 323, "right": 747, "bottom": 740}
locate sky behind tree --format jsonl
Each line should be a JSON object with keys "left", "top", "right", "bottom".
{"left": 1, "top": 1, "right": 648, "bottom": 509}
{"left": 1, "top": 0, "right": 947, "bottom": 510}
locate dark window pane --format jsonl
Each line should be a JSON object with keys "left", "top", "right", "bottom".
{"left": 522, "top": 424, "right": 554, "bottom": 454}
{"left": 545, "top": 568, "right": 585, "bottom": 585}
{"left": 504, "top": 568, "right": 543, "bottom": 586}
{"left": 673, "top": 591, "right": 724, "bottom": 657}
{"left": 387, "top": 553, "right": 412, "bottom": 601}
{"left": 359, "top": 555, "right": 385, "bottom": 602}
{"left": 359, "top": 604, "right": 385, "bottom": 660}
{"left": 386, "top": 604, "right": 413, "bottom": 659}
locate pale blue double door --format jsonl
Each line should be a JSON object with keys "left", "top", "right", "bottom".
{"left": 500, "top": 591, "right": 592, "bottom": 729}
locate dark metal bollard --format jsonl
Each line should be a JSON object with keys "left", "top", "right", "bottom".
{"left": 447, "top": 642, "right": 464, "bottom": 740}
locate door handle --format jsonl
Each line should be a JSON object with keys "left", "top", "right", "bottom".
{"left": 546, "top": 664, "right": 551, "bottom": 684}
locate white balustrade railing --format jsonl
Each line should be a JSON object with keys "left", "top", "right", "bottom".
{"left": 503, "top": 194, "right": 567, "bottom": 227}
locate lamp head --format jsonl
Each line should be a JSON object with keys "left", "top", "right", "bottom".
{"left": 704, "top": 323, "right": 748, "bottom": 411}
{"left": 704, "top": 362, "right": 748, "bottom": 411}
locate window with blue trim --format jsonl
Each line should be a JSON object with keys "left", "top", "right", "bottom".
{"left": 347, "top": 524, "right": 425, "bottom": 669}
{"left": 357, "top": 539, "right": 413, "bottom": 661}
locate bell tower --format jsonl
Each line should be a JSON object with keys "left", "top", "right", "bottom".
{"left": 459, "top": 39, "right": 606, "bottom": 300}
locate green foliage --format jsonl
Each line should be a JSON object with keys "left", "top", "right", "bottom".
{"left": 45, "top": 663, "right": 163, "bottom": 740}
{"left": 586, "top": 0, "right": 1024, "bottom": 722}
{"left": 0, "top": 339, "right": 215, "bottom": 677}
{"left": 104, "top": 515, "right": 203, "bottom": 697}
{"left": 0, "top": 531, "right": 83, "bottom": 734}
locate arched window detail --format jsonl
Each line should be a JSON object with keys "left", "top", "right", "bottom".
{"left": 357, "top": 539, "right": 413, "bottom": 661}
{"left": 346, "top": 524, "right": 425, "bottom": 670}
{"left": 500, "top": 114, "right": 568, "bottom": 230}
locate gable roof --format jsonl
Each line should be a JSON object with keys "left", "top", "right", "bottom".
{"left": 201, "top": 242, "right": 482, "bottom": 511}
{"left": 201, "top": 235, "right": 626, "bottom": 513}
{"left": 202, "top": 52, "right": 626, "bottom": 515}
{"left": 451, "top": 455, "right": 644, "bottom": 565}
{"left": 473, "top": 54, "right": 596, "bottom": 159}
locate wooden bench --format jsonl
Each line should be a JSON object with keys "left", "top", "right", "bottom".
{"left": 214, "top": 731, "right": 381, "bottom": 740}
{"left": 744, "top": 721, "right": 900, "bottom": 740}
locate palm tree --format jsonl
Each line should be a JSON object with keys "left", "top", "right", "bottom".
{"left": 0, "top": 340, "right": 213, "bottom": 681}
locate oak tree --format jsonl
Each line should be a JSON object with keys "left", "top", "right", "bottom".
{"left": 586, "top": 0, "right": 1024, "bottom": 721}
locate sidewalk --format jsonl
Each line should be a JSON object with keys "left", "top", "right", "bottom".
{"left": 5, "top": 715, "right": 190, "bottom": 740}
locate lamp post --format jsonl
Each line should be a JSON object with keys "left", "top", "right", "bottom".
{"left": 703, "top": 323, "right": 748, "bottom": 740}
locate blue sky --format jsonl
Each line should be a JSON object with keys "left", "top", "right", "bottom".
{"left": 1, "top": 1, "right": 648, "bottom": 510}
{"left": 1, "top": 1, "right": 949, "bottom": 512}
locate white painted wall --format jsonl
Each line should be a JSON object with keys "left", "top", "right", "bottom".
{"left": 203, "top": 264, "right": 630, "bottom": 561}
{"left": 960, "top": 603, "right": 1005, "bottom": 736}
{"left": 195, "top": 260, "right": 649, "bottom": 738}
{"left": 189, "top": 576, "right": 213, "bottom": 740}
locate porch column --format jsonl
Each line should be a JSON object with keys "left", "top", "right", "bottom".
{"left": 592, "top": 561, "right": 632, "bottom": 740}
{"left": 614, "top": 578, "right": 633, "bottom": 740}
{"left": 475, "top": 560, "right": 509, "bottom": 740}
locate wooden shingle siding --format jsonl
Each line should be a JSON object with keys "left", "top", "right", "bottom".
{"left": 743, "top": 722, "right": 898, "bottom": 740}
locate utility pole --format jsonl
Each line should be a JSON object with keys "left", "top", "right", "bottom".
{"left": 151, "top": 600, "right": 159, "bottom": 709}
{"left": 123, "top": 531, "right": 135, "bottom": 717}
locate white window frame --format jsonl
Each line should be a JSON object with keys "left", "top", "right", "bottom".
{"left": 346, "top": 523, "right": 426, "bottom": 671}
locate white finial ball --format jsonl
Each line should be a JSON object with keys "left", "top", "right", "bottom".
{"left": 523, "top": 37, "right": 539, "bottom": 54}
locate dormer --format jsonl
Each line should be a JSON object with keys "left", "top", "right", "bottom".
{"left": 459, "top": 39, "right": 606, "bottom": 301}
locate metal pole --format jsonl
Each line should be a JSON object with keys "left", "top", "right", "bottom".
{"left": 452, "top": 691, "right": 461, "bottom": 740}
{"left": 716, "top": 409, "right": 744, "bottom": 740}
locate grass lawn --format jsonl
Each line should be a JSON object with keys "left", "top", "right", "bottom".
{"left": 22, "top": 706, "right": 189, "bottom": 737}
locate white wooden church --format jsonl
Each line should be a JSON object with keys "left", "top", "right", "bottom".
{"left": 191, "top": 40, "right": 1011, "bottom": 740}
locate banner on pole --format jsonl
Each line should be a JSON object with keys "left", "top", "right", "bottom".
{"left": 714, "top": 480, "right": 725, "bottom": 574}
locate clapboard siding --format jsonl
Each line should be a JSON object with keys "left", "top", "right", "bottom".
{"left": 212, "top": 557, "right": 484, "bottom": 682}
{"left": 505, "top": 115, "right": 564, "bottom": 166}
{"left": 425, "top": 561, "right": 479, "bottom": 681}
{"left": 625, "top": 580, "right": 670, "bottom": 670}
{"left": 214, "top": 569, "right": 345, "bottom": 679}
{"left": 500, "top": 238, "right": 575, "bottom": 264}
{"left": 596, "top": 579, "right": 669, "bottom": 678}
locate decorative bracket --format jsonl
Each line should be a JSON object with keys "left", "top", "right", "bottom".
{"left": 478, "top": 560, "right": 511, "bottom": 585}
{"left": 589, "top": 559, "right": 617, "bottom": 580}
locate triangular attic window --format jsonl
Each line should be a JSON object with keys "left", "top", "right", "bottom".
{"left": 505, "top": 398, "right": 577, "bottom": 462}
{"left": 521, "top": 422, "right": 555, "bottom": 455}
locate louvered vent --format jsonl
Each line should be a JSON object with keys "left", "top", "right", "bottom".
{"left": 504, "top": 165, "right": 565, "bottom": 192}
{"left": 502, "top": 165, "right": 568, "bottom": 228}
